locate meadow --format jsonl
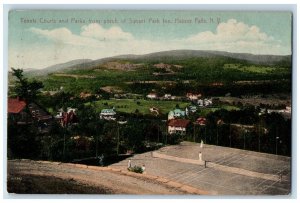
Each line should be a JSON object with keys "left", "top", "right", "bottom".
{"left": 88, "top": 99, "right": 190, "bottom": 115}
{"left": 223, "top": 63, "right": 288, "bottom": 74}
{"left": 85, "top": 98, "right": 239, "bottom": 117}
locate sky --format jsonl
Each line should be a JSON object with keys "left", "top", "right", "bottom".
{"left": 8, "top": 10, "right": 292, "bottom": 70}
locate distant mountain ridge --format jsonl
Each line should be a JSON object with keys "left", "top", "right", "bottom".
{"left": 25, "top": 50, "right": 291, "bottom": 76}
{"left": 137, "top": 50, "right": 291, "bottom": 64}
{"left": 25, "top": 59, "right": 93, "bottom": 76}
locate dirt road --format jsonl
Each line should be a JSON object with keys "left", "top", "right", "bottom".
{"left": 7, "top": 159, "right": 201, "bottom": 195}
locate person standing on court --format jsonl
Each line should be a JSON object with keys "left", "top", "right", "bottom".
{"left": 128, "top": 159, "right": 131, "bottom": 169}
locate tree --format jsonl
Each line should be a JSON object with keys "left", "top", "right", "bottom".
{"left": 11, "top": 68, "right": 43, "bottom": 103}
{"left": 7, "top": 121, "right": 41, "bottom": 159}
{"left": 122, "top": 121, "right": 145, "bottom": 153}
{"left": 8, "top": 69, "right": 44, "bottom": 160}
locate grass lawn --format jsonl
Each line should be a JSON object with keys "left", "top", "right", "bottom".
{"left": 89, "top": 99, "right": 191, "bottom": 115}
{"left": 223, "top": 64, "right": 287, "bottom": 74}
{"left": 87, "top": 99, "right": 239, "bottom": 117}
{"left": 198, "top": 105, "right": 239, "bottom": 116}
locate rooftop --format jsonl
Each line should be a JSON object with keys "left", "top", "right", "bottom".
{"left": 168, "top": 119, "right": 190, "bottom": 128}
{"left": 100, "top": 109, "right": 116, "bottom": 114}
{"left": 170, "top": 109, "right": 185, "bottom": 116}
{"left": 8, "top": 98, "right": 26, "bottom": 113}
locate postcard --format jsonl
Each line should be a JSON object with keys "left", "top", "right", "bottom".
{"left": 7, "top": 9, "right": 292, "bottom": 195}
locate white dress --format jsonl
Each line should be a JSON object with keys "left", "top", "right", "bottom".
{"left": 199, "top": 152, "right": 202, "bottom": 161}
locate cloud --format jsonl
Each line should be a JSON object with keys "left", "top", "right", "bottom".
{"left": 187, "top": 19, "right": 275, "bottom": 43}
{"left": 13, "top": 20, "right": 290, "bottom": 69}
{"left": 80, "top": 23, "right": 134, "bottom": 41}
{"left": 29, "top": 23, "right": 134, "bottom": 48}
{"left": 28, "top": 20, "right": 287, "bottom": 54}
{"left": 185, "top": 19, "right": 286, "bottom": 54}
{"left": 29, "top": 27, "right": 102, "bottom": 47}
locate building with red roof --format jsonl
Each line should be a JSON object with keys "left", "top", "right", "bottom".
{"left": 8, "top": 98, "right": 26, "bottom": 114}
{"left": 168, "top": 119, "right": 191, "bottom": 135}
{"left": 7, "top": 98, "right": 30, "bottom": 125}
{"left": 195, "top": 117, "right": 207, "bottom": 126}
{"left": 8, "top": 98, "right": 54, "bottom": 131}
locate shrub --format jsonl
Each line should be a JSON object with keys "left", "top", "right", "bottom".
{"left": 128, "top": 165, "right": 143, "bottom": 173}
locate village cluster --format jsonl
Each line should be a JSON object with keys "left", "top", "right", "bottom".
{"left": 97, "top": 92, "right": 213, "bottom": 135}
{"left": 7, "top": 91, "right": 210, "bottom": 134}
{"left": 8, "top": 87, "right": 291, "bottom": 138}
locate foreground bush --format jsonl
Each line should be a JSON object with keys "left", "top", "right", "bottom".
{"left": 128, "top": 166, "right": 143, "bottom": 174}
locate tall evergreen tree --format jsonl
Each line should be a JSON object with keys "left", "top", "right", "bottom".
{"left": 11, "top": 68, "right": 43, "bottom": 103}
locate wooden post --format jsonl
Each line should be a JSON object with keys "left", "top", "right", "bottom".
{"left": 96, "top": 135, "right": 98, "bottom": 157}
{"left": 229, "top": 123, "right": 232, "bottom": 148}
{"left": 117, "top": 122, "right": 120, "bottom": 155}
{"left": 193, "top": 123, "right": 196, "bottom": 142}
{"left": 217, "top": 126, "right": 219, "bottom": 145}
{"left": 258, "top": 123, "right": 261, "bottom": 152}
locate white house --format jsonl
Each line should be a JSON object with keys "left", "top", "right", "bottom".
{"left": 146, "top": 93, "right": 157, "bottom": 99}
{"left": 164, "top": 94, "right": 172, "bottom": 99}
{"left": 67, "top": 107, "right": 77, "bottom": 114}
{"left": 55, "top": 107, "right": 78, "bottom": 127}
{"left": 260, "top": 106, "right": 291, "bottom": 119}
{"left": 168, "top": 109, "right": 186, "bottom": 120}
{"left": 100, "top": 108, "right": 117, "bottom": 120}
{"left": 198, "top": 98, "right": 212, "bottom": 107}
{"left": 186, "top": 93, "right": 201, "bottom": 101}
{"left": 185, "top": 106, "right": 197, "bottom": 115}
